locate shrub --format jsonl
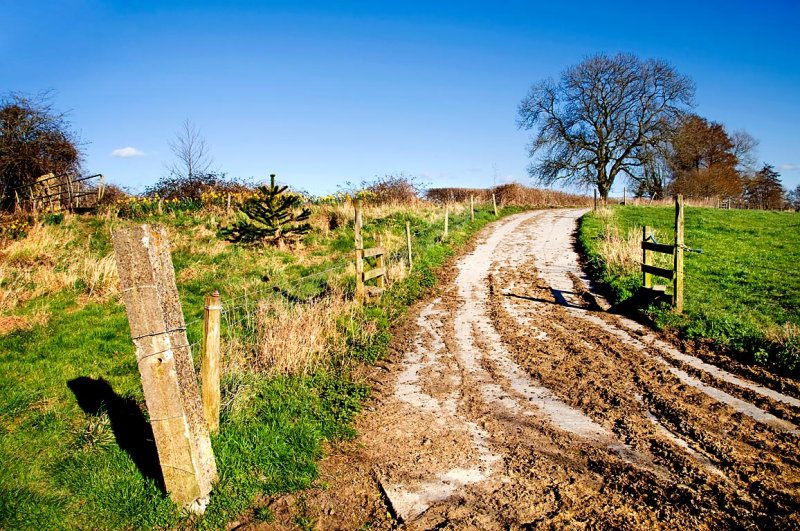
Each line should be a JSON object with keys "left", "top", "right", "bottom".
{"left": 0, "top": 92, "right": 82, "bottom": 212}
{"left": 144, "top": 172, "right": 251, "bottom": 201}
{"left": 364, "top": 174, "right": 424, "bottom": 205}
{"left": 425, "top": 187, "right": 490, "bottom": 203}
{"left": 95, "top": 184, "right": 130, "bottom": 207}
{"left": 426, "top": 183, "right": 592, "bottom": 207}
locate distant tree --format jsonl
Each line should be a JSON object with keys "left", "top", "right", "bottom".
{"left": 788, "top": 184, "right": 800, "bottom": 211}
{"left": 221, "top": 174, "right": 311, "bottom": 246}
{"left": 668, "top": 114, "right": 741, "bottom": 198}
{"left": 633, "top": 133, "right": 673, "bottom": 199}
{"left": 744, "top": 164, "right": 784, "bottom": 210}
{"left": 517, "top": 53, "right": 694, "bottom": 202}
{"left": 730, "top": 129, "right": 759, "bottom": 175}
{"left": 166, "top": 119, "right": 212, "bottom": 181}
{"left": 0, "top": 92, "right": 82, "bottom": 211}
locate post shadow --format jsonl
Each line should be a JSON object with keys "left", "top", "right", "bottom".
{"left": 67, "top": 376, "right": 165, "bottom": 492}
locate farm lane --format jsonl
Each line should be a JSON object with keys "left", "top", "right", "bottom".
{"left": 266, "top": 210, "right": 800, "bottom": 530}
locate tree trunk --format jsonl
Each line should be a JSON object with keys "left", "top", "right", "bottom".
{"left": 596, "top": 163, "right": 611, "bottom": 204}
{"left": 597, "top": 182, "right": 610, "bottom": 205}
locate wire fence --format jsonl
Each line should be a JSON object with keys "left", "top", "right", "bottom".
{"left": 183, "top": 202, "right": 498, "bottom": 374}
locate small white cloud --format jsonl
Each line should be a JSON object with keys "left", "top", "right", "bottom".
{"left": 111, "top": 147, "right": 146, "bottom": 158}
{"left": 779, "top": 163, "right": 800, "bottom": 172}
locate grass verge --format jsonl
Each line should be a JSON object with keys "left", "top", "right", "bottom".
{"left": 0, "top": 200, "right": 520, "bottom": 529}
{"left": 578, "top": 206, "right": 800, "bottom": 374}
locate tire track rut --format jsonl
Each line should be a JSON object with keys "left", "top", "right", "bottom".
{"left": 268, "top": 209, "right": 800, "bottom": 530}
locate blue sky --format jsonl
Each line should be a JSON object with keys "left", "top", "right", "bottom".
{"left": 3, "top": 0, "right": 799, "bottom": 195}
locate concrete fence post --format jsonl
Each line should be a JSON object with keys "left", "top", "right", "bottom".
{"left": 112, "top": 224, "right": 217, "bottom": 513}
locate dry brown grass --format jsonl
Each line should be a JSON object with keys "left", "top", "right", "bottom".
{"left": 0, "top": 218, "right": 118, "bottom": 334}
{"left": 308, "top": 199, "right": 453, "bottom": 240}
{"left": 308, "top": 202, "right": 354, "bottom": 236}
{"left": 767, "top": 322, "right": 800, "bottom": 359}
{"left": 593, "top": 208, "right": 671, "bottom": 277}
{"left": 220, "top": 291, "right": 354, "bottom": 377}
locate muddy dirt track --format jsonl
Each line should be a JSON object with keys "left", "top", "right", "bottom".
{"left": 262, "top": 210, "right": 800, "bottom": 530}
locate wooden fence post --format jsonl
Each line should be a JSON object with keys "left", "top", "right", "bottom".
{"left": 97, "top": 174, "right": 106, "bottom": 203}
{"left": 112, "top": 225, "right": 217, "bottom": 513}
{"left": 376, "top": 235, "right": 386, "bottom": 289}
{"left": 470, "top": 195, "right": 475, "bottom": 221}
{"left": 444, "top": 205, "right": 449, "bottom": 238}
{"left": 642, "top": 226, "right": 653, "bottom": 289}
{"left": 202, "top": 291, "right": 221, "bottom": 434}
{"left": 593, "top": 189, "right": 597, "bottom": 211}
{"left": 492, "top": 193, "right": 498, "bottom": 216}
{"left": 623, "top": 187, "right": 627, "bottom": 206}
{"left": 226, "top": 193, "right": 232, "bottom": 214}
{"left": 354, "top": 201, "right": 364, "bottom": 302}
{"left": 674, "top": 194, "right": 685, "bottom": 313}
{"left": 406, "top": 221, "right": 413, "bottom": 270}
{"left": 66, "top": 173, "right": 75, "bottom": 211}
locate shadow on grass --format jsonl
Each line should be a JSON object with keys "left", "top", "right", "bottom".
{"left": 67, "top": 377, "right": 165, "bottom": 492}
{"left": 606, "top": 288, "right": 672, "bottom": 322}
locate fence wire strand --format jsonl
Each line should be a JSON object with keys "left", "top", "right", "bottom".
{"left": 198, "top": 207, "right": 474, "bottom": 374}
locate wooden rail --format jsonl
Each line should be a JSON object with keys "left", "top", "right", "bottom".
{"left": 363, "top": 246, "right": 385, "bottom": 258}
{"left": 14, "top": 172, "right": 105, "bottom": 213}
{"left": 363, "top": 266, "right": 387, "bottom": 282}
{"left": 641, "top": 264, "right": 674, "bottom": 280}
{"left": 641, "top": 241, "right": 674, "bottom": 255}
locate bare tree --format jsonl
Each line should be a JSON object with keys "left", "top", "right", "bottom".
{"left": 167, "top": 119, "right": 212, "bottom": 180}
{"left": 517, "top": 53, "right": 694, "bottom": 202}
{"left": 632, "top": 132, "right": 674, "bottom": 199}
{"left": 788, "top": 184, "right": 800, "bottom": 211}
{"left": 730, "top": 129, "right": 759, "bottom": 175}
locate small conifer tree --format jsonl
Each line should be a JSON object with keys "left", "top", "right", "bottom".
{"left": 221, "top": 174, "right": 312, "bottom": 245}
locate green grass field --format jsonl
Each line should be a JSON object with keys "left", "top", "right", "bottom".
{"left": 0, "top": 201, "right": 516, "bottom": 529}
{"left": 578, "top": 206, "right": 800, "bottom": 373}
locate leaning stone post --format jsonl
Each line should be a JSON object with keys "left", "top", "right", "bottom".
{"left": 113, "top": 224, "right": 217, "bottom": 513}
